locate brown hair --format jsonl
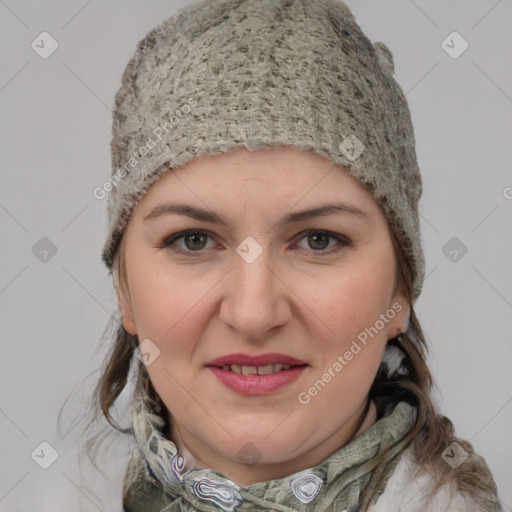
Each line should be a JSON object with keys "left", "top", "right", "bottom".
{"left": 82, "top": 212, "right": 500, "bottom": 510}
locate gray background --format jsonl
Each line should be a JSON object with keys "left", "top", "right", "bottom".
{"left": 1, "top": 0, "right": 511, "bottom": 510}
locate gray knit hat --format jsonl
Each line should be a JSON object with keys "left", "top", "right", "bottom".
{"left": 102, "top": 0, "right": 425, "bottom": 299}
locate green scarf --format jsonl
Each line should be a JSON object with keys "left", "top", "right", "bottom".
{"left": 123, "top": 368, "right": 417, "bottom": 512}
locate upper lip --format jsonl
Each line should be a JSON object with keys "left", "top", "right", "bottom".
{"left": 206, "top": 353, "right": 307, "bottom": 367}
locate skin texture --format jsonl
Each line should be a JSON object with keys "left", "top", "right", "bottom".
{"left": 115, "top": 146, "right": 410, "bottom": 486}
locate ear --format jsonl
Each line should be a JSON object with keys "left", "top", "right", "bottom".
{"left": 113, "top": 264, "right": 137, "bottom": 336}
{"left": 388, "top": 286, "right": 410, "bottom": 338}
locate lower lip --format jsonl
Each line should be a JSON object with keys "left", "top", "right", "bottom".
{"left": 208, "top": 366, "right": 307, "bottom": 395}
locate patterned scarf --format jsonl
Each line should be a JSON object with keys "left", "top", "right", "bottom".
{"left": 123, "top": 366, "right": 417, "bottom": 512}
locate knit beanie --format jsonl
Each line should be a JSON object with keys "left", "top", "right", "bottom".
{"left": 101, "top": 0, "right": 426, "bottom": 299}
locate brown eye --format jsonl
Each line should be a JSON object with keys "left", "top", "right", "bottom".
{"left": 182, "top": 232, "right": 208, "bottom": 251}
{"left": 163, "top": 230, "right": 215, "bottom": 254}
{"left": 294, "top": 230, "right": 351, "bottom": 254}
{"left": 307, "top": 232, "right": 331, "bottom": 251}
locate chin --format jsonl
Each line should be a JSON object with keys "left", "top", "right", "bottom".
{"left": 214, "top": 431, "right": 306, "bottom": 466}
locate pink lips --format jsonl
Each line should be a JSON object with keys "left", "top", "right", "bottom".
{"left": 207, "top": 353, "right": 307, "bottom": 367}
{"left": 206, "top": 352, "right": 308, "bottom": 395}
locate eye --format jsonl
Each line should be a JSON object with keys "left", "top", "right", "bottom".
{"left": 293, "top": 230, "right": 351, "bottom": 254}
{"left": 162, "top": 230, "right": 216, "bottom": 254}
{"left": 161, "top": 229, "right": 351, "bottom": 256}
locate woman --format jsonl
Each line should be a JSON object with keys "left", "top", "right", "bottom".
{"left": 87, "top": 0, "right": 501, "bottom": 510}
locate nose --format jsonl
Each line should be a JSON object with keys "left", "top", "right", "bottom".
{"left": 219, "top": 243, "right": 291, "bottom": 341}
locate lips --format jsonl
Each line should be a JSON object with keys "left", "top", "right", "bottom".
{"left": 206, "top": 353, "right": 309, "bottom": 395}
{"left": 220, "top": 363, "right": 296, "bottom": 375}
{"left": 207, "top": 353, "right": 307, "bottom": 367}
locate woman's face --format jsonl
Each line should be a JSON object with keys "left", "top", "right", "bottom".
{"left": 116, "top": 146, "right": 410, "bottom": 485}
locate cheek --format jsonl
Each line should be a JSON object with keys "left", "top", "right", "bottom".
{"left": 128, "top": 267, "right": 196, "bottom": 343}
{"left": 303, "top": 271, "right": 391, "bottom": 413}
{"left": 306, "top": 264, "right": 394, "bottom": 347}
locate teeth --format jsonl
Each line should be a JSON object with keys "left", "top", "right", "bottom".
{"left": 257, "top": 364, "right": 275, "bottom": 375}
{"left": 221, "top": 363, "right": 296, "bottom": 374}
{"left": 241, "top": 365, "right": 258, "bottom": 375}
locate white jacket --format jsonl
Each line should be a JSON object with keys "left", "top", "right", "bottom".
{"left": 369, "top": 447, "right": 487, "bottom": 512}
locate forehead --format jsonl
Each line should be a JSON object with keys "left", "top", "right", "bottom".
{"left": 142, "top": 146, "right": 377, "bottom": 209}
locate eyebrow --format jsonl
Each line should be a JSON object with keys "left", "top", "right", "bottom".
{"left": 143, "top": 202, "right": 369, "bottom": 227}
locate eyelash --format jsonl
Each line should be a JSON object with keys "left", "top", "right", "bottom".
{"left": 160, "top": 229, "right": 352, "bottom": 257}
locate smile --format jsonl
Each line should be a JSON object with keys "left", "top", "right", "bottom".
{"left": 206, "top": 353, "right": 309, "bottom": 395}
{"left": 219, "top": 363, "right": 297, "bottom": 375}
